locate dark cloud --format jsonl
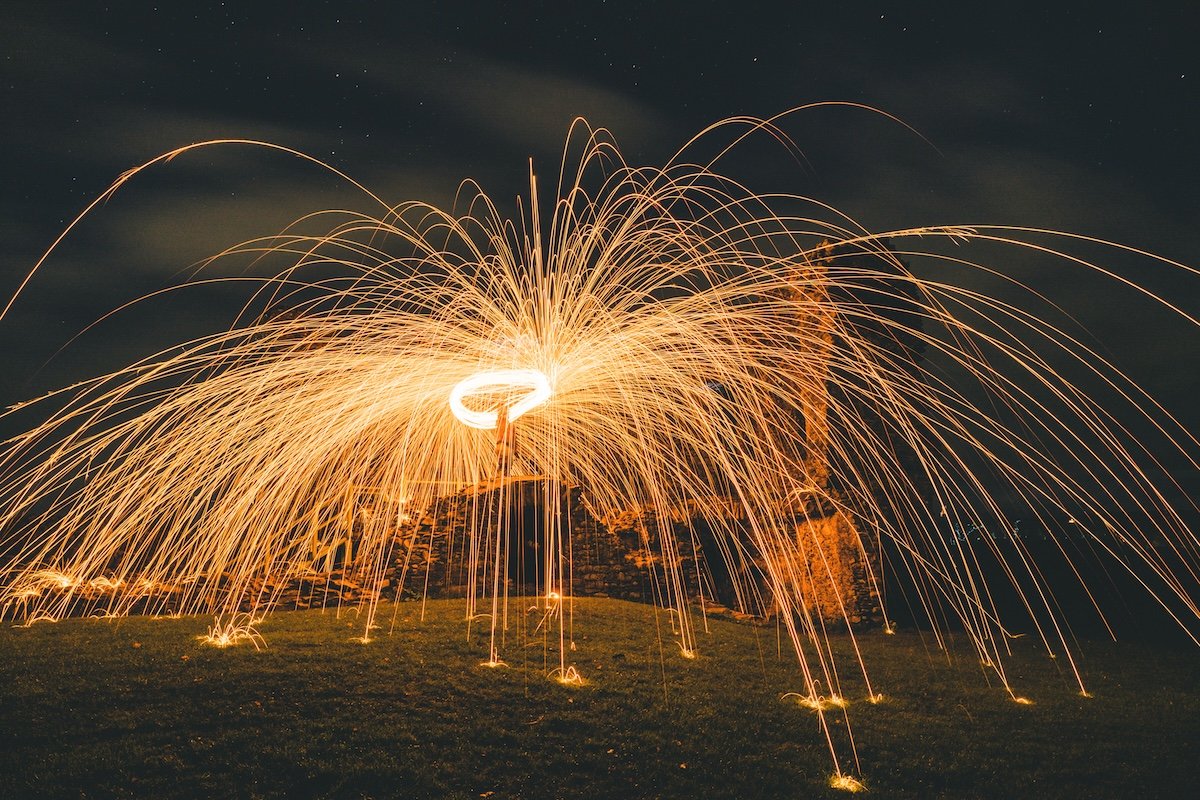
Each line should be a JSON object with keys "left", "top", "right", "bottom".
{"left": 286, "top": 39, "right": 672, "bottom": 158}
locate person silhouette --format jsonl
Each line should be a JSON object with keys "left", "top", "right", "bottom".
{"left": 494, "top": 404, "right": 516, "bottom": 476}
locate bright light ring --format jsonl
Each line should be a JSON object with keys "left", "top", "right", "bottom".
{"left": 449, "top": 369, "right": 551, "bottom": 430}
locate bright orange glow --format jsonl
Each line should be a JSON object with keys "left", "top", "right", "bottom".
{"left": 830, "top": 774, "right": 867, "bottom": 793}
{"left": 551, "top": 665, "right": 584, "bottom": 686}
{"left": 198, "top": 613, "right": 265, "bottom": 650}
{"left": 783, "top": 692, "right": 848, "bottom": 712}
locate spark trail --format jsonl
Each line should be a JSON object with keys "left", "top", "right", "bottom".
{"left": 1, "top": 113, "right": 1197, "bottom": 785}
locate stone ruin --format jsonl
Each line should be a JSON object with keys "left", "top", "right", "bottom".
{"left": 359, "top": 477, "right": 882, "bottom": 628}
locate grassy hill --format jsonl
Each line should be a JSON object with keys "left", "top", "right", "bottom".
{"left": 0, "top": 598, "right": 1196, "bottom": 798}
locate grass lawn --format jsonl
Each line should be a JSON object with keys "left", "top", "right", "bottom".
{"left": 0, "top": 598, "right": 1196, "bottom": 799}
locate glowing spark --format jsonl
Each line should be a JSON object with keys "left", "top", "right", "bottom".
{"left": 830, "top": 774, "right": 867, "bottom": 793}
{"left": 88, "top": 577, "right": 124, "bottom": 591}
{"left": 448, "top": 369, "right": 552, "bottom": 430}
{"left": 551, "top": 665, "right": 584, "bottom": 686}
{"left": 199, "top": 614, "right": 265, "bottom": 650}
{"left": 37, "top": 570, "right": 80, "bottom": 590}
{"left": 783, "top": 692, "right": 848, "bottom": 712}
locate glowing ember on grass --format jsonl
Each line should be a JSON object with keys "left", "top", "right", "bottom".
{"left": 783, "top": 691, "right": 849, "bottom": 712}
{"left": 0, "top": 110, "right": 1197, "bottom": 783}
{"left": 830, "top": 774, "right": 867, "bottom": 793}
{"left": 550, "top": 665, "right": 585, "bottom": 686}
{"left": 198, "top": 613, "right": 265, "bottom": 650}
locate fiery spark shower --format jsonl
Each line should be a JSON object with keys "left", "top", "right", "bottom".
{"left": 1, "top": 113, "right": 1198, "bottom": 784}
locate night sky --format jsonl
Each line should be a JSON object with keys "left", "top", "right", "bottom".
{"left": 3, "top": 3, "right": 1198, "bottom": 475}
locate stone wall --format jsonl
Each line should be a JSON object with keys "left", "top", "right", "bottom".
{"left": 371, "top": 479, "right": 882, "bottom": 628}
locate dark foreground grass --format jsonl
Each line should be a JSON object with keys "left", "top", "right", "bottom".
{"left": 0, "top": 598, "right": 1196, "bottom": 799}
